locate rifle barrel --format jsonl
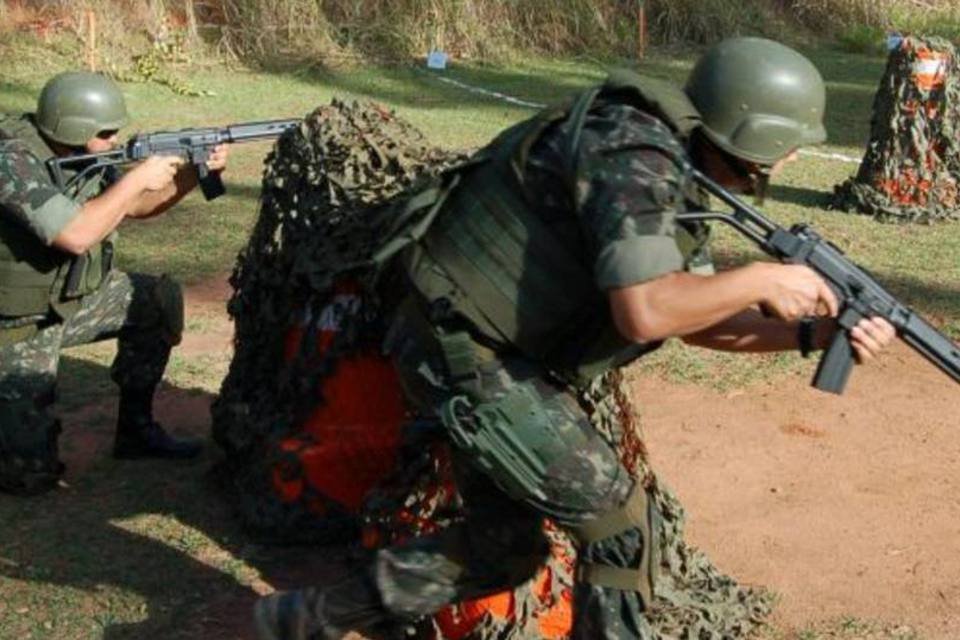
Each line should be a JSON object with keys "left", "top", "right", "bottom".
{"left": 225, "top": 119, "right": 300, "bottom": 142}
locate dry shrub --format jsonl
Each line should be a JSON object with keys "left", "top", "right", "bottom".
{"left": 2, "top": 0, "right": 956, "bottom": 65}
{"left": 646, "top": 0, "right": 768, "bottom": 44}
{"left": 216, "top": 0, "right": 641, "bottom": 61}
{"left": 789, "top": 0, "right": 960, "bottom": 35}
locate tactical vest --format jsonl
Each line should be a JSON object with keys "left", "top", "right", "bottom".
{"left": 398, "top": 71, "right": 708, "bottom": 387}
{"left": 0, "top": 114, "right": 115, "bottom": 324}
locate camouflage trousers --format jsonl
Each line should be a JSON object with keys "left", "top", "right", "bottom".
{"left": 291, "top": 300, "right": 653, "bottom": 639}
{"left": 0, "top": 270, "right": 179, "bottom": 489}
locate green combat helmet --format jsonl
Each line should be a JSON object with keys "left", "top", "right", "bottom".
{"left": 36, "top": 71, "right": 129, "bottom": 147}
{"left": 685, "top": 37, "right": 827, "bottom": 165}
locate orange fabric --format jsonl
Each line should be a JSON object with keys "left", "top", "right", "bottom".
{"left": 433, "top": 524, "right": 574, "bottom": 640}
{"left": 271, "top": 281, "right": 408, "bottom": 512}
{"left": 912, "top": 48, "right": 949, "bottom": 92}
{"left": 538, "top": 589, "right": 574, "bottom": 639}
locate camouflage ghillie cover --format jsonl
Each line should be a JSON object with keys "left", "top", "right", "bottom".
{"left": 833, "top": 36, "right": 960, "bottom": 223}
{"left": 210, "top": 99, "right": 464, "bottom": 542}
{"left": 583, "top": 371, "right": 773, "bottom": 639}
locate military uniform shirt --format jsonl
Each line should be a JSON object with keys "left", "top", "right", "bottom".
{"left": 0, "top": 126, "right": 82, "bottom": 245}
{"left": 526, "top": 102, "right": 712, "bottom": 290}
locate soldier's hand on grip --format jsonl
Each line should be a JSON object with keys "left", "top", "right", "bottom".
{"left": 757, "top": 263, "right": 838, "bottom": 322}
{"left": 132, "top": 155, "right": 185, "bottom": 191}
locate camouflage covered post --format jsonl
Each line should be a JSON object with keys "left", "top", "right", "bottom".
{"left": 211, "top": 99, "right": 465, "bottom": 542}
{"left": 218, "top": 97, "right": 771, "bottom": 638}
{"left": 833, "top": 36, "right": 960, "bottom": 223}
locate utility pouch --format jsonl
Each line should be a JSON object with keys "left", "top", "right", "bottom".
{"left": 62, "top": 235, "right": 114, "bottom": 300}
{"left": 440, "top": 385, "right": 591, "bottom": 504}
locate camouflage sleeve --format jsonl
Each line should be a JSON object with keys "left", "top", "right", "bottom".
{"left": 574, "top": 104, "right": 690, "bottom": 290}
{"left": 0, "top": 141, "right": 80, "bottom": 245}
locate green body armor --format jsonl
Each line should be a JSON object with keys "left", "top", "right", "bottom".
{"left": 399, "top": 70, "right": 707, "bottom": 386}
{"left": 0, "top": 114, "right": 115, "bottom": 325}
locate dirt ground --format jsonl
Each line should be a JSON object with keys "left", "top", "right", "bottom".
{"left": 636, "top": 338, "right": 960, "bottom": 639}
{"left": 60, "top": 274, "right": 960, "bottom": 639}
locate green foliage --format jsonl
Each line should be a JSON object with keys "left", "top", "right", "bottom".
{"left": 835, "top": 24, "right": 887, "bottom": 56}
{"left": 790, "top": 0, "right": 960, "bottom": 41}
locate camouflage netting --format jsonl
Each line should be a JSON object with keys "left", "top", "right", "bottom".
{"left": 211, "top": 99, "right": 465, "bottom": 542}
{"left": 833, "top": 36, "right": 960, "bottom": 223}
{"left": 212, "top": 98, "right": 771, "bottom": 637}
{"left": 585, "top": 372, "right": 773, "bottom": 638}
{"left": 361, "top": 370, "right": 772, "bottom": 639}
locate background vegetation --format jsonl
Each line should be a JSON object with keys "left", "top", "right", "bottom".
{"left": 1, "top": 0, "right": 959, "bottom": 69}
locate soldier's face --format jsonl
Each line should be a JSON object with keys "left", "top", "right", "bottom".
{"left": 768, "top": 151, "right": 799, "bottom": 177}
{"left": 84, "top": 129, "right": 119, "bottom": 153}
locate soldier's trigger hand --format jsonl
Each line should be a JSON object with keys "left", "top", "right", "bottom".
{"left": 756, "top": 263, "right": 838, "bottom": 322}
{"left": 132, "top": 155, "right": 184, "bottom": 191}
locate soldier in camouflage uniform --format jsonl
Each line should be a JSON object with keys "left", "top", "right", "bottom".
{"left": 0, "top": 71, "right": 230, "bottom": 495}
{"left": 255, "top": 38, "right": 896, "bottom": 639}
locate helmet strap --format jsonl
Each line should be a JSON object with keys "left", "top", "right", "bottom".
{"left": 752, "top": 173, "right": 770, "bottom": 206}
{"left": 690, "top": 129, "right": 758, "bottom": 195}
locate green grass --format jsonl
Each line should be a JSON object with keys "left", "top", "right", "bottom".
{"left": 0, "top": 33, "right": 954, "bottom": 640}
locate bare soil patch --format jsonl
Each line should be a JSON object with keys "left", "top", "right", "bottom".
{"left": 635, "top": 343, "right": 960, "bottom": 639}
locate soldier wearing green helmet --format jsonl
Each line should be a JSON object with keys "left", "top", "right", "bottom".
{"left": 254, "top": 38, "right": 896, "bottom": 639}
{"left": 35, "top": 71, "right": 131, "bottom": 147}
{"left": 0, "top": 71, "right": 231, "bottom": 495}
{"left": 686, "top": 36, "right": 828, "bottom": 165}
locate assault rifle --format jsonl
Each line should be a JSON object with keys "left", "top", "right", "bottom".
{"left": 47, "top": 119, "right": 301, "bottom": 200}
{"left": 676, "top": 167, "right": 960, "bottom": 394}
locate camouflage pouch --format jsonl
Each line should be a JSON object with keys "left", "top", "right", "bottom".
{"left": 441, "top": 387, "right": 569, "bottom": 503}
{"left": 439, "top": 379, "right": 630, "bottom": 519}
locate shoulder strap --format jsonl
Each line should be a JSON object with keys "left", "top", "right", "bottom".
{"left": 601, "top": 69, "right": 702, "bottom": 138}
{"left": 0, "top": 114, "right": 54, "bottom": 163}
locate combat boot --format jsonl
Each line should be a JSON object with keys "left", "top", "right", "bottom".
{"left": 253, "top": 571, "right": 398, "bottom": 640}
{"left": 113, "top": 388, "right": 202, "bottom": 460}
{"left": 0, "top": 422, "right": 66, "bottom": 496}
{"left": 0, "top": 406, "right": 64, "bottom": 496}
